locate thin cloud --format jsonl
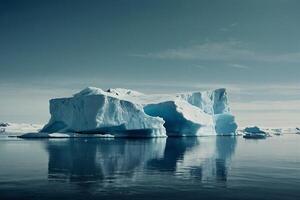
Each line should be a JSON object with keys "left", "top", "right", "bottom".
{"left": 229, "top": 64, "right": 250, "bottom": 69}
{"left": 219, "top": 22, "right": 239, "bottom": 32}
{"left": 134, "top": 41, "right": 300, "bottom": 63}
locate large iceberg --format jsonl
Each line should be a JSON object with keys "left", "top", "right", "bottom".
{"left": 41, "top": 87, "right": 165, "bottom": 137}
{"left": 41, "top": 87, "right": 237, "bottom": 137}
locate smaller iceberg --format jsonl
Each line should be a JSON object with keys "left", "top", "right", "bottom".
{"left": 0, "top": 122, "right": 10, "bottom": 127}
{"left": 0, "top": 122, "right": 43, "bottom": 135}
{"left": 0, "top": 122, "right": 10, "bottom": 133}
{"left": 243, "top": 126, "right": 268, "bottom": 139}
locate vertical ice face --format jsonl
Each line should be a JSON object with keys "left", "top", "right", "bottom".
{"left": 144, "top": 100, "right": 215, "bottom": 136}
{"left": 212, "top": 88, "right": 230, "bottom": 114}
{"left": 210, "top": 88, "right": 236, "bottom": 135}
{"left": 168, "top": 88, "right": 236, "bottom": 135}
{"left": 176, "top": 88, "right": 230, "bottom": 115}
{"left": 214, "top": 114, "right": 238, "bottom": 135}
{"left": 41, "top": 87, "right": 237, "bottom": 137}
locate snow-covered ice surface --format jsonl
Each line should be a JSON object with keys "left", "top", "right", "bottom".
{"left": 39, "top": 87, "right": 238, "bottom": 137}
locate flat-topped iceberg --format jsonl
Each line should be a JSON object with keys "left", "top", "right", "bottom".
{"left": 42, "top": 87, "right": 166, "bottom": 137}
{"left": 41, "top": 87, "right": 237, "bottom": 137}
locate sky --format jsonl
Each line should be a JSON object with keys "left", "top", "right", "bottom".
{"left": 0, "top": 0, "right": 300, "bottom": 127}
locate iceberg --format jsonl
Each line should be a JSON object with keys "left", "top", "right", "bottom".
{"left": 243, "top": 126, "right": 268, "bottom": 139}
{"left": 0, "top": 122, "right": 10, "bottom": 127}
{"left": 41, "top": 87, "right": 166, "bottom": 137}
{"left": 41, "top": 87, "right": 237, "bottom": 137}
{"left": 244, "top": 126, "right": 267, "bottom": 134}
{"left": 0, "top": 122, "right": 42, "bottom": 135}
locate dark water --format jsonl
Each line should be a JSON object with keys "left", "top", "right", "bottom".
{"left": 0, "top": 134, "right": 300, "bottom": 200}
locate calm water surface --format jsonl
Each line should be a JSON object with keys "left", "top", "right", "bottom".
{"left": 0, "top": 134, "right": 300, "bottom": 200}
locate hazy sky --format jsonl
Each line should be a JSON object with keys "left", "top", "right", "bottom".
{"left": 1, "top": 0, "right": 300, "bottom": 127}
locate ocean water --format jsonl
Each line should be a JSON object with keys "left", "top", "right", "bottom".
{"left": 0, "top": 134, "right": 300, "bottom": 200}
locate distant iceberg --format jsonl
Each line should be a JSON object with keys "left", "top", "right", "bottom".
{"left": 244, "top": 126, "right": 266, "bottom": 134}
{"left": 243, "top": 126, "right": 268, "bottom": 139}
{"left": 0, "top": 122, "right": 42, "bottom": 134}
{"left": 40, "top": 87, "right": 237, "bottom": 137}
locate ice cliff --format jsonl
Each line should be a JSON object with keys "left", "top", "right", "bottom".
{"left": 41, "top": 87, "right": 237, "bottom": 137}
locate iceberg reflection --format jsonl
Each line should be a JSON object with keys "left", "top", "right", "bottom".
{"left": 45, "top": 138, "right": 166, "bottom": 182}
{"left": 45, "top": 136, "right": 236, "bottom": 184}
